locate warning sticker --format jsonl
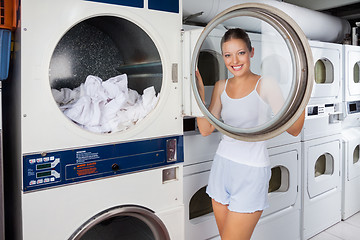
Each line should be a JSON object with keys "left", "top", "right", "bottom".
{"left": 75, "top": 162, "right": 98, "bottom": 177}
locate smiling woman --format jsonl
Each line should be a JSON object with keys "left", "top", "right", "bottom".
{"left": 194, "top": 26, "right": 306, "bottom": 240}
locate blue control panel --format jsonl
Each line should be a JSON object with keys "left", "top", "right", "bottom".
{"left": 23, "top": 136, "right": 183, "bottom": 192}
{"left": 85, "top": 0, "right": 179, "bottom": 13}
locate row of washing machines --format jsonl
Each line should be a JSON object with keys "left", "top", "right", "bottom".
{"left": 2, "top": 1, "right": 359, "bottom": 239}
{"left": 183, "top": 30, "right": 360, "bottom": 240}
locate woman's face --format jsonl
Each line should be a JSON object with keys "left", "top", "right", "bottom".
{"left": 222, "top": 38, "right": 254, "bottom": 78}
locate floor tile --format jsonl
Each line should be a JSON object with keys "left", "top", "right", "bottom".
{"left": 309, "top": 231, "right": 343, "bottom": 240}
{"left": 325, "top": 221, "right": 360, "bottom": 240}
{"left": 344, "top": 212, "right": 360, "bottom": 228}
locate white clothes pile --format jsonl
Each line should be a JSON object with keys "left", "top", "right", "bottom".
{"left": 52, "top": 74, "right": 159, "bottom": 133}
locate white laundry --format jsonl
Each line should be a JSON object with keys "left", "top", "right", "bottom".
{"left": 53, "top": 74, "right": 159, "bottom": 133}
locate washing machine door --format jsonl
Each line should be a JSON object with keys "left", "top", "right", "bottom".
{"left": 191, "top": 3, "right": 313, "bottom": 141}
{"left": 69, "top": 206, "right": 170, "bottom": 240}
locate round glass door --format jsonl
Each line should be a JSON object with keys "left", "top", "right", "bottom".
{"left": 69, "top": 206, "right": 170, "bottom": 240}
{"left": 49, "top": 16, "right": 162, "bottom": 134}
{"left": 191, "top": 3, "right": 313, "bottom": 141}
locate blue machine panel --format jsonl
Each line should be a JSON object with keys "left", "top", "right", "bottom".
{"left": 85, "top": 0, "right": 143, "bottom": 8}
{"left": 148, "top": 0, "right": 179, "bottom": 13}
{"left": 23, "top": 136, "right": 183, "bottom": 192}
{"left": 0, "top": 29, "right": 11, "bottom": 80}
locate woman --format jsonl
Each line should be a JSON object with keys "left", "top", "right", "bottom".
{"left": 196, "top": 28, "right": 305, "bottom": 240}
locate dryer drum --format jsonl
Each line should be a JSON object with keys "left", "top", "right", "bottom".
{"left": 191, "top": 3, "right": 314, "bottom": 141}
{"left": 68, "top": 206, "right": 170, "bottom": 240}
{"left": 49, "top": 16, "right": 162, "bottom": 133}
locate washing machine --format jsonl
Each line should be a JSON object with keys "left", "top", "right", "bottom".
{"left": 3, "top": 0, "right": 185, "bottom": 239}
{"left": 343, "top": 45, "right": 360, "bottom": 103}
{"left": 302, "top": 133, "right": 342, "bottom": 239}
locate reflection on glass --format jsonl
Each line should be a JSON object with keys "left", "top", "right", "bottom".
{"left": 315, "top": 59, "right": 334, "bottom": 84}
{"left": 196, "top": 16, "right": 294, "bottom": 130}
{"left": 354, "top": 62, "right": 360, "bottom": 83}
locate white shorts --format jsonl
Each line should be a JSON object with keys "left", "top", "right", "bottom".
{"left": 206, "top": 154, "right": 271, "bottom": 213}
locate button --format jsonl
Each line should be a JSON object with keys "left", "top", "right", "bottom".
{"left": 29, "top": 180, "right": 36, "bottom": 185}
{"left": 36, "top": 158, "right": 43, "bottom": 163}
{"left": 50, "top": 177, "right": 55, "bottom": 182}
{"left": 37, "top": 179, "right": 43, "bottom": 184}
{"left": 43, "top": 157, "right": 50, "bottom": 162}
{"left": 50, "top": 156, "right": 55, "bottom": 161}
{"left": 44, "top": 178, "right": 50, "bottom": 183}
{"left": 29, "top": 159, "right": 36, "bottom": 164}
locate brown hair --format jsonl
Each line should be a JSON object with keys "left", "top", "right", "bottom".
{"left": 221, "top": 28, "right": 252, "bottom": 52}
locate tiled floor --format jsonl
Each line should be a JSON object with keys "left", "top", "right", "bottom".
{"left": 310, "top": 212, "right": 360, "bottom": 240}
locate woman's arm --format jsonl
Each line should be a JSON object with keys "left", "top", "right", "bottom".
{"left": 195, "top": 70, "right": 223, "bottom": 136}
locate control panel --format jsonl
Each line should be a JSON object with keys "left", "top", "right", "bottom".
{"left": 23, "top": 136, "right": 183, "bottom": 192}
{"left": 347, "top": 100, "right": 360, "bottom": 114}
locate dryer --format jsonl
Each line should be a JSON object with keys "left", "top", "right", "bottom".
{"left": 301, "top": 100, "right": 343, "bottom": 239}
{"left": 308, "top": 40, "right": 343, "bottom": 105}
{"left": 342, "top": 127, "right": 360, "bottom": 220}
{"left": 183, "top": 131, "right": 221, "bottom": 240}
{"left": 343, "top": 45, "right": 360, "bottom": 103}
{"left": 302, "top": 134, "right": 342, "bottom": 239}
{"left": 252, "top": 142, "right": 302, "bottom": 240}
{"left": 3, "top": 0, "right": 184, "bottom": 239}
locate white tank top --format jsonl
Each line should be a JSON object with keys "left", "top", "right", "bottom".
{"left": 216, "top": 78, "right": 271, "bottom": 167}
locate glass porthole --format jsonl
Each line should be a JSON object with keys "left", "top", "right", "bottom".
{"left": 49, "top": 16, "right": 162, "bottom": 134}
{"left": 314, "top": 58, "right": 334, "bottom": 84}
{"left": 268, "top": 166, "right": 289, "bottom": 193}
{"left": 189, "top": 186, "right": 213, "bottom": 220}
{"left": 314, "top": 154, "right": 334, "bottom": 178}
{"left": 354, "top": 145, "right": 360, "bottom": 165}
{"left": 354, "top": 62, "right": 360, "bottom": 83}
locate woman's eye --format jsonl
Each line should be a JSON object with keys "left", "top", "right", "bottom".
{"left": 238, "top": 51, "right": 246, "bottom": 55}
{"left": 224, "top": 54, "right": 230, "bottom": 58}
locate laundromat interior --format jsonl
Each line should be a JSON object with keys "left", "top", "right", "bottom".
{"left": 1, "top": 0, "right": 360, "bottom": 239}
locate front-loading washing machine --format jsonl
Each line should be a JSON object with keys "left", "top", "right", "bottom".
{"left": 3, "top": 0, "right": 185, "bottom": 239}
{"left": 302, "top": 133, "right": 342, "bottom": 239}
{"left": 343, "top": 45, "right": 360, "bottom": 102}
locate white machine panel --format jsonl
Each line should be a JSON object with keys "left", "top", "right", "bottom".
{"left": 302, "top": 102, "right": 343, "bottom": 141}
{"left": 343, "top": 45, "right": 360, "bottom": 102}
{"left": 342, "top": 127, "right": 360, "bottom": 220}
{"left": 306, "top": 140, "right": 341, "bottom": 198}
{"left": 308, "top": 41, "right": 342, "bottom": 104}
{"left": 302, "top": 134, "right": 342, "bottom": 239}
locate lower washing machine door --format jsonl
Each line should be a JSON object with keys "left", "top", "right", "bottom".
{"left": 189, "top": 3, "right": 314, "bottom": 141}
{"left": 69, "top": 206, "right": 170, "bottom": 240}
